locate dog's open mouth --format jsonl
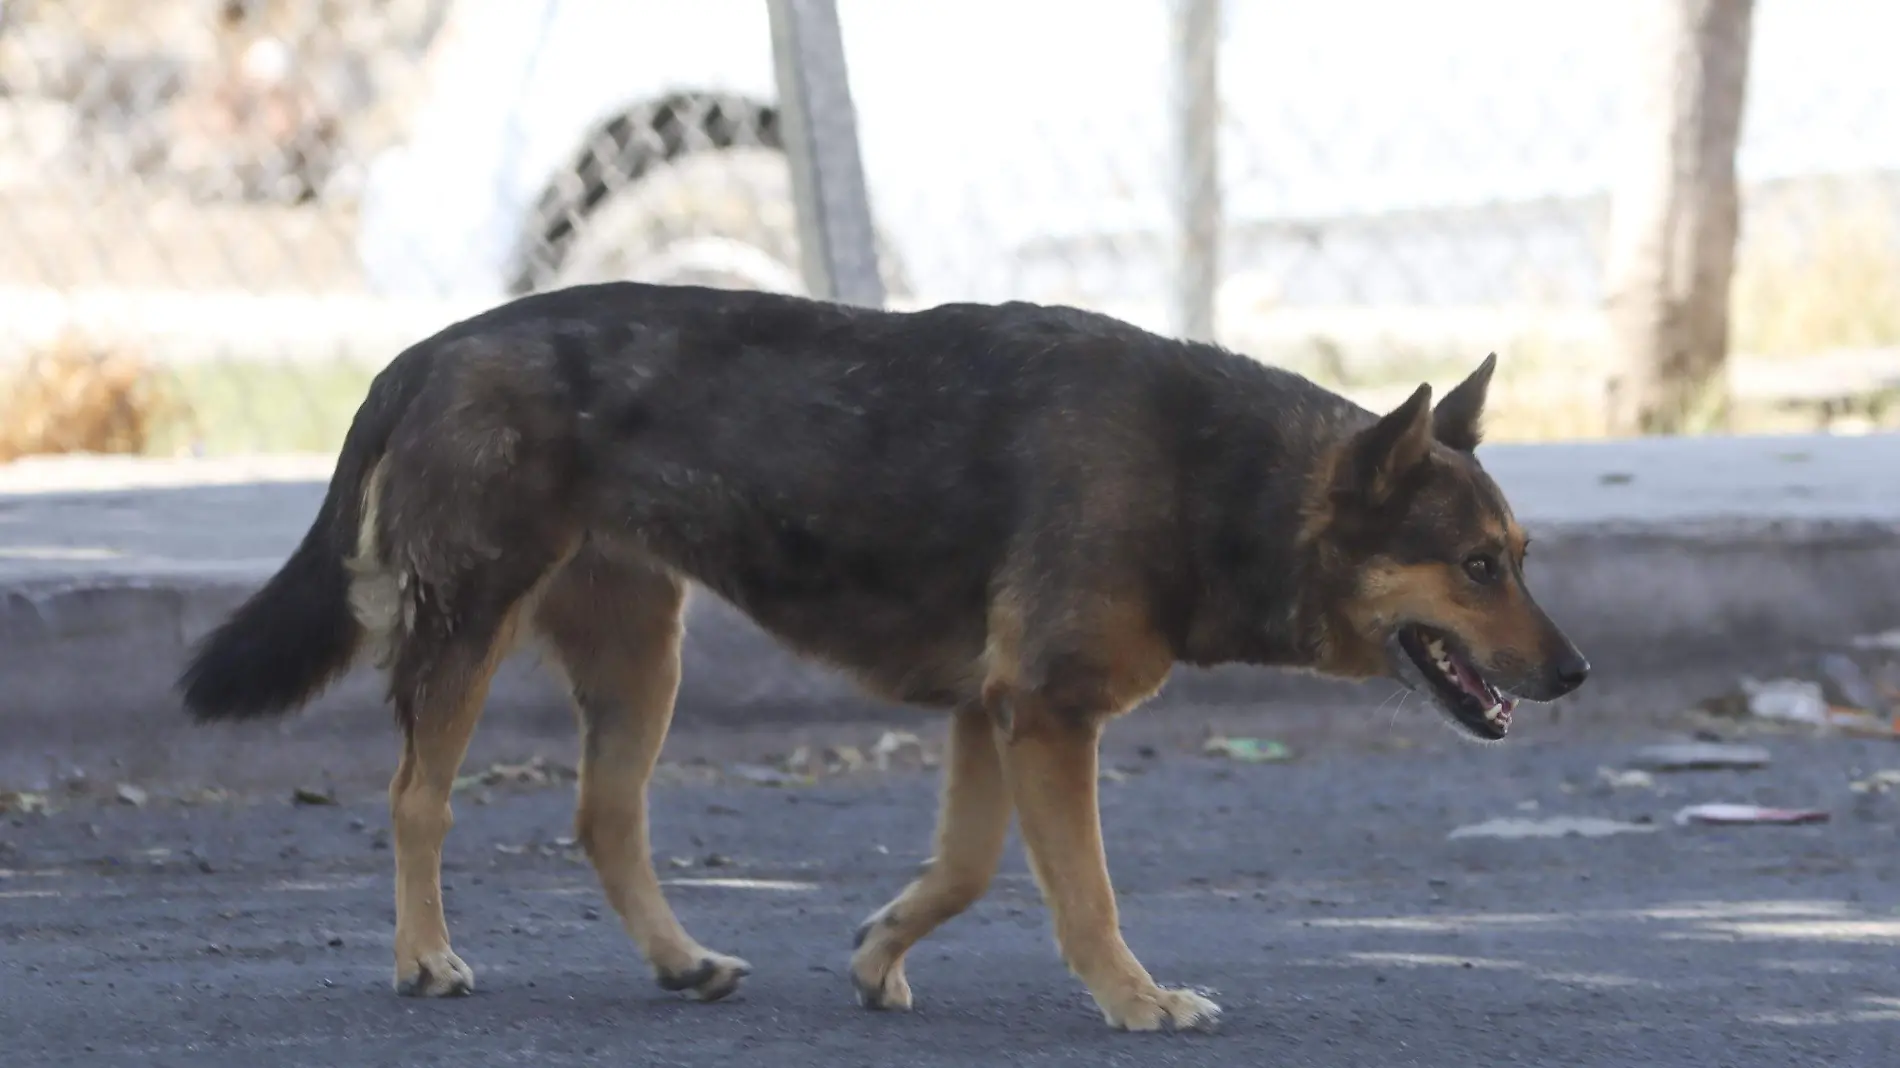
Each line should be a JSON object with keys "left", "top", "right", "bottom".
{"left": 1393, "top": 625, "right": 1517, "bottom": 741}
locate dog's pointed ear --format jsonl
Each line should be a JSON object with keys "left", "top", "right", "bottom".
{"left": 1346, "top": 383, "right": 1434, "bottom": 507}
{"left": 1433, "top": 353, "right": 1496, "bottom": 453}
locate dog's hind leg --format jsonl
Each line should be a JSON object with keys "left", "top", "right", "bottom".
{"left": 849, "top": 704, "right": 1012, "bottom": 1010}
{"left": 385, "top": 567, "right": 551, "bottom": 997}
{"left": 534, "top": 549, "right": 752, "bottom": 1002}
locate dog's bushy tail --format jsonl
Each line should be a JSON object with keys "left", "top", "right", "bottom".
{"left": 178, "top": 359, "right": 418, "bottom": 722}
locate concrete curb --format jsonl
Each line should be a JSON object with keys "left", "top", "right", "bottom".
{"left": 4, "top": 434, "right": 1899, "bottom": 786}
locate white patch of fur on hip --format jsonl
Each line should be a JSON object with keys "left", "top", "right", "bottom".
{"left": 345, "top": 458, "right": 413, "bottom": 668}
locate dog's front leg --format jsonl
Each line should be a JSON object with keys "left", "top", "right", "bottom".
{"left": 999, "top": 698, "right": 1220, "bottom": 1032}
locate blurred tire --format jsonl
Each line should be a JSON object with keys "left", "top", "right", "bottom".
{"left": 549, "top": 146, "right": 909, "bottom": 298}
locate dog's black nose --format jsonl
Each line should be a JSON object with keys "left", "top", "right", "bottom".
{"left": 1551, "top": 649, "right": 1590, "bottom": 693}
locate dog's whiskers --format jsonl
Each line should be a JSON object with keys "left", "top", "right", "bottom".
{"left": 1369, "top": 687, "right": 1411, "bottom": 730}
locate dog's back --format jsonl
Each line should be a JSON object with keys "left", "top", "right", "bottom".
{"left": 301, "top": 283, "right": 1351, "bottom": 707}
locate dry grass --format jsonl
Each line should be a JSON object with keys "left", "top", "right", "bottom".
{"left": 0, "top": 332, "right": 192, "bottom": 462}
{"left": 1733, "top": 189, "right": 1900, "bottom": 358}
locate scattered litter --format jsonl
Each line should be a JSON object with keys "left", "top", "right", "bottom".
{"left": 1448, "top": 816, "right": 1657, "bottom": 841}
{"left": 1099, "top": 768, "right": 1129, "bottom": 785}
{"left": 1597, "top": 767, "right": 1656, "bottom": 790}
{"left": 1817, "top": 654, "right": 1885, "bottom": 712}
{"left": 1825, "top": 708, "right": 1900, "bottom": 738}
{"left": 1630, "top": 742, "right": 1771, "bottom": 772}
{"left": 871, "top": 731, "right": 931, "bottom": 771}
{"left": 1203, "top": 736, "right": 1293, "bottom": 763}
{"left": 114, "top": 784, "right": 147, "bottom": 807}
{"left": 453, "top": 756, "right": 577, "bottom": 793}
{"left": 0, "top": 791, "right": 50, "bottom": 815}
{"left": 495, "top": 844, "right": 529, "bottom": 856}
{"left": 1739, "top": 678, "right": 1831, "bottom": 725}
{"left": 180, "top": 787, "right": 231, "bottom": 806}
{"left": 1695, "top": 671, "right": 1900, "bottom": 736}
{"left": 291, "top": 787, "right": 337, "bottom": 806}
{"left": 1849, "top": 629, "right": 1900, "bottom": 652}
{"left": 1673, "top": 803, "right": 1829, "bottom": 826}
{"left": 1849, "top": 770, "right": 1900, "bottom": 795}
{"left": 728, "top": 763, "right": 808, "bottom": 787}
{"left": 827, "top": 745, "right": 866, "bottom": 772}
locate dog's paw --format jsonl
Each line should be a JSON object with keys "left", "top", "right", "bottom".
{"left": 394, "top": 948, "right": 475, "bottom": 997}
{"left": 1099, "top": 985, "right": 1222, "bottom": 1033}
{"left": 849, "top": 950, "right": 913, "bottom": 1011}
{"left": 656, "top": 951, "right": 752, "bottom": 1002}
{"left": 849, "top": 907, "right": 915, "bottom": 1011}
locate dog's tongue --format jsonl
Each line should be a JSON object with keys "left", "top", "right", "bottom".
{"left": 1448, "top": 653, "right": 1492, "bottom": 702}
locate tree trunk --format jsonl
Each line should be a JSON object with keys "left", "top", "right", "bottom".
{"left": 1602, "top": 0, "right": 1755, "bottom": 436}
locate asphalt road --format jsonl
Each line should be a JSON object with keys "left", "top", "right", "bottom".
{"left": 5, "top": 730, "right": 1899, "bottom": 1067}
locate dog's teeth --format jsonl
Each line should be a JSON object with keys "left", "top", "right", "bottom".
{"left": 1482, "top": 702, "right": 1503, "bottom": 722}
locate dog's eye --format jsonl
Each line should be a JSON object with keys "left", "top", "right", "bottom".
{"left": 1463, "top": 553, "right": 1501, "bottom": 585}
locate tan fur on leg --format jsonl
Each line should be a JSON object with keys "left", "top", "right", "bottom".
{"left": 1001, "top": 706, "right": 1219, "bottom": 1032}
{"left": 850, "top": 704, "right": 1013, "bottom": 1010}
{"left": 536, "top": 551, "right": 750, "bottom": 1001}
{"left": 388, "top": 621, "right": 520, "bottom": 997}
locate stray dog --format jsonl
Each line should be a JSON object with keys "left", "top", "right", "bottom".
{"left": 179, "top": 283, "right": 1588, "bottom": 1032}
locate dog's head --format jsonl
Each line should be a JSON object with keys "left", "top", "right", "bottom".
{"left": 1306, "top": 355, "right": 1588, "bottom": 741}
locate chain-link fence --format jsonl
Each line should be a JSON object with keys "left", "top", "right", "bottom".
{"left": 1, "top": 0, "right": 1897, "bottom": 460}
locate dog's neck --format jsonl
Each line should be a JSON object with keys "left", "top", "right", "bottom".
{"left": 1160, "top": 351, "right": 1365, "bottom": 671}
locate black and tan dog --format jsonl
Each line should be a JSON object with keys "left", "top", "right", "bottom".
{"left": 179, "top": 283, "right": 1587, "bottom": 1032}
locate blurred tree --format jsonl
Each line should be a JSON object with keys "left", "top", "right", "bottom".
{"left": 1603, "top": 0, "right": 1755, "bottom": 435}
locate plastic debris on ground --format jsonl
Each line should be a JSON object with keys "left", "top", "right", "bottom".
{"left": 453, "top": 755, "right": 578, "bottom": 794}
{"left": 1736, "top": 675, "right": 1900, "bottom": 736}
{"left": 1850, "top": 629, "right": 1900, "bottom": 652}
{"left": 1690, "top": 650, "right": 1900, "bottom": 738}
{"left": 1817, "top": 654, "right": 1884, "bottom": 713}
{"left": 1597, "top": 767, "right": 1656, "bottom": 790}
{"left": 1738, "top": 677, "right": 1831, "bottom": 724}
{"left": 0, "top": 790, "right": 50, "bottom": 815}
{"left": 871, "top": 730, "right": 932, "bottom": 771}
{"left": 1848, "top": 769, "right": 1900, "bottom": 794}
{"left": 114, "top": 783, "right": 148, "bottom": 807}
{"left": 726, "top": 763, "right": 810, "bottom": 788}
{"left": 1447, "top": 816, "right": 1657, "bottom": 841}
{"left": 1630, "top": 742, "right": 1772, "bottom": 772}
{"left": 291, "top": 786, "right": 337, "bottom": 806}
{"left": 1673, "top": 803, "right": 1830, "bottom": 826}
{"left": 1203, "top": 736, "right": 1293, "bottom": 763}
